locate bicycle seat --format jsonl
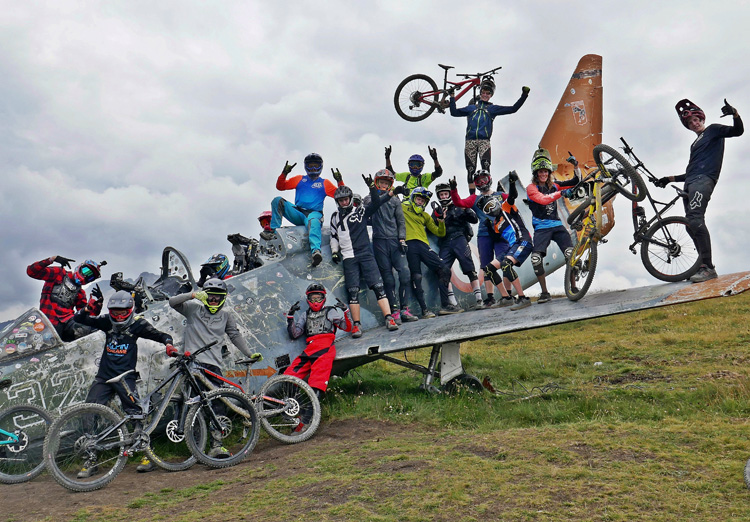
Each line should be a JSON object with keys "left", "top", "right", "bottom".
{"left": 438, "top": 64, "right": 454, "bottom": 71}
{"left": 674, "top": 186, "right": 689, "bottom": 198}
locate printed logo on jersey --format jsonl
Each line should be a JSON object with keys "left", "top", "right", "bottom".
{"left": 311, "top": 181, "right": 323, "bottom": 189}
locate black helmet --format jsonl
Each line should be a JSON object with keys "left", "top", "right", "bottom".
{"left": 108, "top": 290, "right": 135, "bottom": 330}
{"left": 304, "top": 152, "right": 323, "bottom": 177}
{"left": 334, "top": 185, "right": 354, "bottom": 210}
{"left": 305, "top": 283, "right": 327, "bottom": 312}
{"left": 203, "top": 278, "right": 228, "bottom": 314}
{"left": 473, "top": 170, "right": 492, "bottom": 191}
{"left": 477, "top": 195, "right": 503, "bottom": 217}
{"left": 434, "top": 183, "right": 452, "bottom": 207}
{"left": 480, "top": 77, "right": 495, "bottom": 96}
{"left": 352, "top": 193, "right": 362, "bottom": 207}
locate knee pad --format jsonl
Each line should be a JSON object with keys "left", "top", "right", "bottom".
{"left": 347, "top": 287, "right": 360, "bottom": 304}
{"left": 371, "top": 283, "right": 387, "bottom": 300}
{"left": 564, "top": 247, "right": 574, "bottom": 261}
{"left": 501, "top": 258, "right": 518, "bottom": 282}
{"left": 483, "top": 264, "right": 503, "bottom": 286}
{"left": 531, "top": 253, "right": 545, "bottom": 277}
{"left": 465, "top": 270, "right": 478, "bottom": 282}
{"left": 411, "top": 273, "right": 423, "bottom": 285}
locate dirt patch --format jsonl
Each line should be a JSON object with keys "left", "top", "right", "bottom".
{"left": 4, "top": 418, "right": 405, "bottom": 522}
{"left": 594, "top": 371, "right": 670, "bottom": 385}
{"left": 700, "top": 370, "right": 743, "bottom": 380}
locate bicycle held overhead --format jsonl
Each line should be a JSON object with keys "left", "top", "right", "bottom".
{"left": 394, "top": 64, "right": 503, "bottom": 122}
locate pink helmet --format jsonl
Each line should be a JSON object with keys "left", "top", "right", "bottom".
{"left": 675, "top": 99, "right": 705, "bottom": 128}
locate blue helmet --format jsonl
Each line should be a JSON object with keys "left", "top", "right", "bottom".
{"left": 202, "top": 254, "right": 230, "bottom": 279}
{"left": 409, "top": 186, "right": 432, "bottom": 209}
{"left": 304, "top": 153, "right": 323, "bottom": 178}
{"left": 408, "top": 154, "right": 425, "bottom": 176}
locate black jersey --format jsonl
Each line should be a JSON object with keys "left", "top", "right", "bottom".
{"left": 685, "top": 117, "right": 743, "bottom": 183}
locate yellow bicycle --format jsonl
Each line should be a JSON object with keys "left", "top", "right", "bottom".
{"left": 564, "top": 144, "right": 647, "bottom": 301}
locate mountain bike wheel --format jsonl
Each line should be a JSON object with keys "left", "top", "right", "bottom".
{"left": 145, "top": 397, "right": 206, "bottom": 472}
{"left": 394, "top": 74, "right": 439, "bottom": 122}
{"left": 640, "top": 216, "right": 701, "bottom": 282}
{"left": 43, "top": 403, "right": 129, "bottom": 492}
{"left": 564, "top": 239, "right": 598, "bottom": 301}
{"left": 0, "top": 404, "right": 51, "bottom": 484}
{"left": 185, "top": 388, "right": 260, "bottom": 468}
{"left": 593, "top": 144, "right": 647, "bottom": 202}
{"left": 258, "top": 375, "right": 321, "bottom": 444}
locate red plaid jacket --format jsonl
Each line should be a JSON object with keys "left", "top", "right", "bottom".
{"left": 26, "top": 258, "right": 100, "bottom": 325}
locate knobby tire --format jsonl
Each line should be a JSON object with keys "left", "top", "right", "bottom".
{"left": 0, "top": 404, "right": 52, "bottom": 484}
{"left": 640, "top": 216, "right": 701, "bottom": 282}
{"left": 394, "top": 74, "right": 439, "bottom": 122}
{"left": 593, "top": 144, "right": 647, "bottom": 202}
{"left": 564, "top": 240, "right": 598, "bottom": 301}
{"left": 258, "top": 375, "right": 321, "bottom": 444}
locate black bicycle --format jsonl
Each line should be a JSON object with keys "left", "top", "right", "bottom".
{"left": 619, "top": 137, "right": 701, "bottom": 282}
{"left": 43, "top": 341, "right": 260, "bottom": 492}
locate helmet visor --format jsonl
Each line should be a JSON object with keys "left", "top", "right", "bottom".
{"left": 408, "top": 161, "right": 424, "bottom": 171}
{"left": 79, "top": 266, "right": 97, "bottom": 283}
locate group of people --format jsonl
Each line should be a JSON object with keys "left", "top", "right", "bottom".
{"left": 25, "top": 87, "right": 741, "bottom": 475}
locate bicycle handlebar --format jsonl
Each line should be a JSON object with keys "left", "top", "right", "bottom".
{"left": 455, "top": 66, "right": 502, "bottom": 79}
{"left": 168, "top": 340, "right": 219, "bottom": 369}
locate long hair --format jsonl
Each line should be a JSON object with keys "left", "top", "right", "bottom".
{"left": 532, "top": 169, "right": 555, "bottom": 189}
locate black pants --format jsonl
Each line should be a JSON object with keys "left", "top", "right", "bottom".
{"left": 406, "top": 240, "right": 451, "bottom": 311}
{"left": 684, "top": 176, "right": 716, "bottom": 267}
{"left": 373, "top": 237, "right": 411, "bottom": 311}
{"left": 85, "top": 375, "right": 141, "bottom": 415}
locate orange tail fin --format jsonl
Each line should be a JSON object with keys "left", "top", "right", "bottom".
{"left": 539, "top": 54, "right": 603, "bottom": 180}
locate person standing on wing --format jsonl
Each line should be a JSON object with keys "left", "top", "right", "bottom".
{"left": 525, "top": 149, "right": 580, "bottom": 303}
{"left": 264, "top": 153, "right": 346, "bottom": 267}
{"left": 385, "top": 146, "right": 443, "bottom": 197}
{"left": 450, "top": 77, "right": 529, "bottom": 193}
{"left": 330, "top": 180, "right": 399, "bottom": 338}
{"left": 654, "top": 99, "right": 743, "bottom": 283}
{"left": 362, "top": 169, "right": 419, "bottom": 324}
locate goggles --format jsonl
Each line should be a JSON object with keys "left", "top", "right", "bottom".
{"left": 109, "top": 308, "right": 133, "bottom": 322}
{"left": 408, "top": 161, "right": 424, "bottom": 169}
{"left": 206, "top": 293, "right": 226, "bottom": 305}
{"left": 305, "top": 161, "right": 323, "bottom": 171}
{"left": 80, "top": 266, "right": 97, "bottom": 282}
{"left": 307, "top": 293, "right": 325, "bottom": 303}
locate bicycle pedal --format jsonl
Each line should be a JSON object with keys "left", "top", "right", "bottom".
{"left": 600, "top": 238, "right": 608, "bottom": 244}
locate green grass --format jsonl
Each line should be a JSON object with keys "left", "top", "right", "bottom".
{"left": 63, "top": 292, "right": 750, "bottom": 521}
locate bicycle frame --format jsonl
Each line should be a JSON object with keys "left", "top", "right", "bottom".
{"left": 420, "top": 65, "right": 502, "bottom": 110}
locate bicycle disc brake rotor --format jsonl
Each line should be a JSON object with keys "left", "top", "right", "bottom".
{"left": 8, "top": 431, "right": 29, "bottom": 453}
{"left": 165, "top": 419, "right": 185, "bottom": 443}
{"left": 215, "top": 415, "right": 232, "bottom": 438}
{"left": 282, "top": 397, "right": 301, "bottom": 417}
{"left": 409, "top": 91, "right": 422, "bottom": 107}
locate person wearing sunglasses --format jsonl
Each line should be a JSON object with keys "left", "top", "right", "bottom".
{"left": 27, "top": 256, "right": 105, "bottom": 341}
{"left": 74, "top": 290, "right": 174, "bottom": 475}
{"left": 264, "top": 153, "right": 346, "bottom": 267}
{"left": 654, "top": 99, "right": 744, "bottom": 283}
{"left": 384, "top": 146, "right": 443, "bottom": 198}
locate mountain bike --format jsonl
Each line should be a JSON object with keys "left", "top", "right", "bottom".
{"left": 43, "top": 341, "right": 260, "bottom": 492}
{"left": 619, "top": 137, "right": 701, "bottom": 282}
{"left": 0, "top": 379, "right": 52, "bottom": 484}
{"left": 394, "top": 64, "right": 502, "bottom": 122}
{"left": 564, "top": 144, "right": 647, "bottom": 301}
{"left": 159, "top": 353, "right": 320, "bottom": 448}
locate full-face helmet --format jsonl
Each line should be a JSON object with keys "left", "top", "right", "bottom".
{"left": 202, "top": 278, "right": 228, "bottom": 314}
{"left": 374, "top": 169, "right": 395, "bottom": 191}
{"left": 304, "top": 152, "right": 324, "bottom": 178}
{"left": 305, "top": 282, "right": 327, "bottom": 312}
{"left": 108, "top": 290, "right": 135, "bottom": 330}
{"left": 408, "top": 154, "right": 425, "bottom": 176}
{"left": 473, "top": 170, "right": 492, "bottom": 192}
{"left": 675, "top": 99, "right": 705, "bottom": 129}
{"left": 409, "top": 186, "right": 432, "bottom": 210}
{"left": 201, "top": 254, "right": 230, "bottom": 280}
{"left": 434, "top": 183, "right": 452, "bottom": 207}
{"left": 73, "top": 260, "right": 102, "bottom": 285}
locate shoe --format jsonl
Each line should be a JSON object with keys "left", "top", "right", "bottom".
{"left": 385, "top": 315, "right": 399, "bottom": 331}
{"left": 474, "top": 300, "right": 485, "bottom": 310}
{"left": 391, "top": 310, "right": 402, "bottom": 325}
{"left": 537, "top": 292, "right": 551, "bottom": 304}
{"left": 351, "top": 322, "right": 362, "bottom": 338}
{"left": 689, "top": 265, "right": 718, "bottom": 283}
{"left": 483, "top": 296, "right": 496, "bottom": 307}
{"left": 422, "top": 310, "right": 436, "bottom": 319}
{"left": 77, "top": 461, "right": 99, "bottom": 479}
{"left": 400, "top": 308, "right": 419, "bottom": 322}
{"left": 311, "top": 249, "right": 323, "bottom": 267}
{"left": 438, "top": 304, "right": 464, "bottom": 315}
{"left": 137, "top": 456, "right": 157, "bottom": 473}
{"left": 510, "top": 296, "right": 532, "bottom": 311}
{"left": 208, "top": 445, "right": 231, "bottom": 459}
{"left": 493, "top": 297, "right": 515, "bottom": 308}
{"left": 259, "top": 230, "right": 277, "bottom": 241}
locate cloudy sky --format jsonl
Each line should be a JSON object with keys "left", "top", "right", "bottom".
{"left": 3, "top": 1, "right": 748, "bottom": 320}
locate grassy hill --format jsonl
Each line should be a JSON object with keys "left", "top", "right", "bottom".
{"left": 19, "top": 290, "right": 750, "bottom": 521}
